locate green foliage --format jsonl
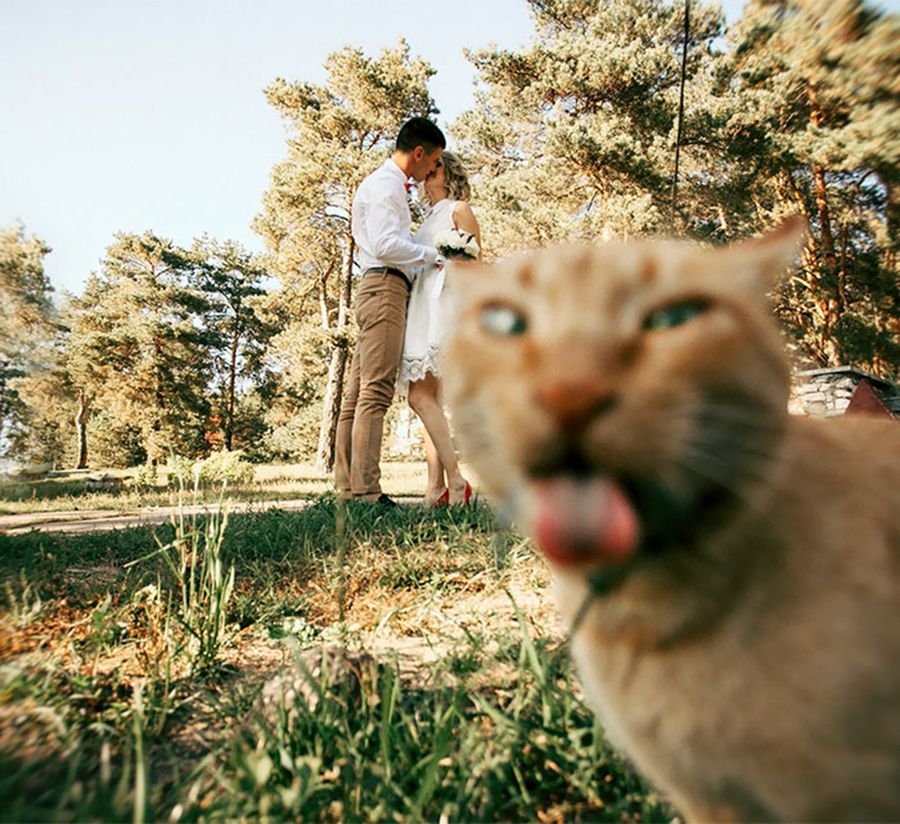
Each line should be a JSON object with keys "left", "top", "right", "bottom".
{"left": 455, "top": 0, "right": 898, "bottom": 378}
{"left": 2, "top": 568, "right": 43, "bottom": 628}
{"left": 712, "top": 0, "right": 900, "bottom": 374}
{"left": 186, "top": 237, "right": 278, "bottom": 452}
{"left": 0, "top": 222, "right": 54, "bottom": 363}
{"left": 165, "top": 450, "right": 256, "bottom": 488}
{"left": 68, "top": 232, "right": 215, "bottom": 464}
{"left": 131, "top": 463, "right": 159, "bottom": 491}
{"left": 198, "top": 449, "right": 256, "bottom": 486}
{"left": 0, "top": 495, "right": 677, "bottom": 821}
{"left": 86, "top": 408, "right": 147, "bottom": 468}
{"left": 153, "top": 505, "right": 236, "bottom": 676}
{"left": 454, "top": 0, "right": 726, "bottom": 256}
{"left": 206, "top": 637, "right": 670, "bottom": 822}
{"left": 5, "top": 366, "right": 75, "bottom": 465}
{"left": 0, "top": 222, "right": 55, "bottom": 454}
{"left": 230, "top": 388, "right": 278, "bottom": 462}
{"left": 263, "top": 396, "right": 324, "bottom": 463}
{"left": 256, "top": 41, "right": 439, "bottom": 467}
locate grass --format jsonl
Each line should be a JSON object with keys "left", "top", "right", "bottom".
{"left": 0, "top": 461, "right": 431, "bottom": 515}
{"left": 0, "top": 492, "right": 677, "bottom": 822}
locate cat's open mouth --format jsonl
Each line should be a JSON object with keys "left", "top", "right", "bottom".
{"left": 529, "top": 474, "right": 640, "bottom": 568}
{"left": 526, "top": 450, "right": 694, "bottom": 570}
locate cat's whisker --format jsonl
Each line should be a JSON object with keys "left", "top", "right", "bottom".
{"left": 693, "top": 407, "right": 785, "bottom": 436}
{"left": 685, "top": 410, "right": 782, "bottom": 460}
{"left": 692, "top": 411, "right": 783, "bottom": 439}
{"left": 677, "top": 443, "right": 771, "bottom": 504}
{"left": 680, "top": 437, "right": 773, "bottom": 482}
{"left": 675, "top": 450, "right": 782, "bottom": 537}
{"left": 669, "top": 401, "right": 783, "bottom": 434}
{"left": 695, "top": 399, "right": 784, "bottom": 422}
{"left": 682, "top": 436, "right": 778, "bottom": 475}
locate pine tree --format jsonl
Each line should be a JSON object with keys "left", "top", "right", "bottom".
{"left": 255, "top": 41, "right": 437, "bottom": 470}
{"left": 188, "top": 237, "right": 276, "bottom": 452}
{"left": 453, "top": 0, "right": 725, "bottom": 256}
{"left": 0, "top": 222, "right": 55, "bottom": 456}
{"left": 67, "top": 232, "right": 214, "bottom": 465}
{"left": 716, "top": 0, "right": 899, "bottom": 374}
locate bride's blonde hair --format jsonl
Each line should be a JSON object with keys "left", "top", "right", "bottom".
{"left": 425, "top": 151, "right": 471, "bottom": 204}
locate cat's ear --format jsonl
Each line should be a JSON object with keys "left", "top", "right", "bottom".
{"left": 727, "top": 215, "right": 808, "bottom": 295}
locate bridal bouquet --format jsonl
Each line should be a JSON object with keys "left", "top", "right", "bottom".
{"left": 433, "top": 227, "right": 480, "bottom": 260}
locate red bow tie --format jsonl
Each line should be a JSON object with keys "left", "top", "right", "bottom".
{"left": 405, "top": 181, "right": 414, "bottom": 192}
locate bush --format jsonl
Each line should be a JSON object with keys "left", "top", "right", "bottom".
{"left": 131, "top": 463, "right": 159, "bottom": 490}
{"left": 200, "top": 449, "right": 255, "bottom": 485}
{"left": 166, "top": 450, "right": 255, "bottom": 489}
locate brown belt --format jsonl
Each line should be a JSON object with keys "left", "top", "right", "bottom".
{"left": 364, "top": 266, "right": 412, "bottom": 289}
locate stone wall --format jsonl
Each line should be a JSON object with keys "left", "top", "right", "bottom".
{"left": 789, "top": 367, "right": 897, "bottom": 418}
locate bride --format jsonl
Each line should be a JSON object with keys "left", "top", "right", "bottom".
{"left": 397, "top": 152, "right": 482, "bottom": 507}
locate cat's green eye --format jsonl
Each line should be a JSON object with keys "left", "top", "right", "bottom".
{"left": 480, "top": 303, "right": 528, "bottom": 337}
{"left": 643, "top": 300, "right": 709, "bottom": 331}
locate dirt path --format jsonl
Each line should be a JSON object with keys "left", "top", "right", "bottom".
{"left": 0, "top": 496, "right": 423, "bottom": 536}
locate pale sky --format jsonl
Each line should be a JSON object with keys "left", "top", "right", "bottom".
{"left": 1, "top": 0, "right": 895, "bottom": 298}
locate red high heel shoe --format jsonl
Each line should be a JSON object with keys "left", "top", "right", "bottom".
{"left": 431, "top": 488, "right": 449, "bottom": 508}
{"left": 450, "top": 481, "right": 473, "bottom": 507}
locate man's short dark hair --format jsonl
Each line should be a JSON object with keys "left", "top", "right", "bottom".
{"left": 396, "top": 117, "right": 446, "bottom": 154}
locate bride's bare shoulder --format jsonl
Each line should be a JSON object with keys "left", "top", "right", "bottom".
{"left": 451, "top": 201, "right": 480, "bottom": 238}
{"left": 451, "top": 200, "right": 475, "bottom": 220}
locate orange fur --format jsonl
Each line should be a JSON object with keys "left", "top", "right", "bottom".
{"left": 443, "top": 220, "right": 900, "bottom": 822}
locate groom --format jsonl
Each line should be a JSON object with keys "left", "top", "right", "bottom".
{"left": 334, "top": 117, "right": 446, "bottom": 504}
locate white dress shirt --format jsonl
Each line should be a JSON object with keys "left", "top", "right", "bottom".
{"left": 351, "top": 158, "right": 439, "bottom": 281}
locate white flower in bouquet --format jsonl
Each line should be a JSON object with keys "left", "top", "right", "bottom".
{"left": 433, "top": 227, "right": 480, "bottom": 260}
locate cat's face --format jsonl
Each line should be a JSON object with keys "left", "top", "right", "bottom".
{"left": 444, "top": 220, "right": 804, "bottom": 573}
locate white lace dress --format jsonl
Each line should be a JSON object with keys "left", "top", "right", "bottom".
{"left": 397, "top": 198, "right": 458, "bottom": 398}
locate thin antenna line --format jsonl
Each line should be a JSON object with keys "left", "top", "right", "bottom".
{"left": 671, "top": 0, "right": 691, "bottom": 224}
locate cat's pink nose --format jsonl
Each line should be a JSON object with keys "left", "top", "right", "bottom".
{"left": 536, "top": 378, "right": 616, "bottom": 431}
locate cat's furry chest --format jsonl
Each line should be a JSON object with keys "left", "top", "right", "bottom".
{"left": 567, "top": 585, "right": 897, "bottom": 821}
{"left": 553, "top": 424, "right": 900, "bottom": 823}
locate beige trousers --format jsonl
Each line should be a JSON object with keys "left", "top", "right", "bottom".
{"left": 334, "top": 272, "right": 409, "bottom": 500}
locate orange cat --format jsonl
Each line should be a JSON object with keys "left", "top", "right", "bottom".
{"left": 443, "top": 219, "right": 900, "bottom": 822}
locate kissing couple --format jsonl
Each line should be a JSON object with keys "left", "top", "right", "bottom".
{"left": 334, "top": 117, "right": 482, "bottom": 508}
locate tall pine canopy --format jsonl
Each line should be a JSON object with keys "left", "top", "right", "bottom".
{"left": 0, "top": 222, "right": 55, "bottom": 454}
{"left": 255, "top": 41, "right": 438, "bottom": 468}
{"left": 717, "top": 0, "right": 899, "bottom": 373}
{"left": 453, "top": 0, "right": 725, "bottom": 255}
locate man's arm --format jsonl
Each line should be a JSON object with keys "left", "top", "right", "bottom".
{"left": 366, "top": 194, "right": 438, "bottom": 268}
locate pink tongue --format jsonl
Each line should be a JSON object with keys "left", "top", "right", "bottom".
{"left": 533, "top": 477, "right": 639, "bottom": 568}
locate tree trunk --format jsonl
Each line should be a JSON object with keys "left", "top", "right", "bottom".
{"left": 884, "top": 175, "right": 898, "bottom": 274}
{"left": 225, "top": 332, "right": 239, "bottom": 451}
{"left": 806, "top": 89, "right": 843, "bottom": 365}
{"left": 149, "top": 340, "right": 164, "bottom": 466}
{"left": 316, "top": 236, "right": 355, "bottom": 473}
{"left": 316, "top": 345, "right": 350, "bottom": 473}
{"left": 808, "top": 161, "right": 842, "bottom": 365}
{"left": 74, "top": 390, "right": 90, "bottom": 469}
{"left": 778, "top": 169, "right": 837, "bottom": 366}
{"left": 876, "top": 173, "right": 899, "bottom": 376}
